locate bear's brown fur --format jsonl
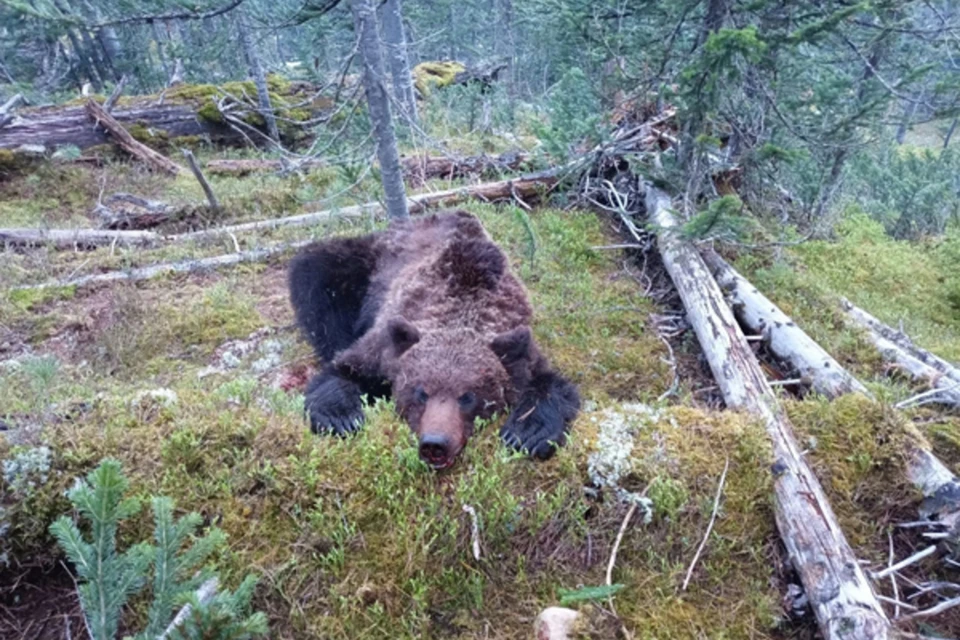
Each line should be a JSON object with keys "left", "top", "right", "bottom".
{"left": 288, "top": 210, "right": 579, "bottom": 469}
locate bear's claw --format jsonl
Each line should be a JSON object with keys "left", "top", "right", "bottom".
{"left": 304, "top": 369, "right": 367, "bottom": 436}
{"left": 500, "top": 372, "right": 579, "bottom": 460}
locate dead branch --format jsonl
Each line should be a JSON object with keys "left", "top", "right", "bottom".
{"left": 182, "top": 150, "right": 221, "bottom": 214}
{"left": 203, "top": 150, "right": 530, "bottom": 183}
{"left": 158, "top": 577, "right": 219, "bottom": 640}
{"left": 842, "top": 300, "right": 960, "bottom": 409}
{"left": 93, "top": 193, "right": 180, "bottom": 230}
{"left": 681, "top": 457, "right": 729, "bottom": 591}
{"left": 0, "top": 93, "right": 24, "bottom": 128}
{"left": 102, "top": 75, "right": 128, "bottom": 114}
{"left": 646, "top": 185, "right": 890, "bottom": 639}
{"left": 702, "top": 249, "right": 870, "bottom": 397}
{"left": 85, "top": 100, "right": 183, "bottom": 175}
{"left": 700, "top": 250, "right": 960, "bottom": 529}
{"left": 172, "top": 171, "right": 559, "bottom": 244}
{"left": 843, "top": 299, "right": 960, "bottom": 386}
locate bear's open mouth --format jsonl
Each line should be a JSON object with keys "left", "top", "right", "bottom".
{"left": 427, "top": 457, "right": 456, "bottom": 471}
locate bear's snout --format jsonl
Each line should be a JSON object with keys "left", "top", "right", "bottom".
{"left": 419, "top": 435, "right": 454, "bottom": 468}
{"left": 418, "top": 397, "right": 466, "bottom": 469}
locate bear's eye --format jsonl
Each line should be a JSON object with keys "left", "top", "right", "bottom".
{"left": 414, "top": 386, "right": 429, "bottom": 404}
{"left": 458, "top": 392, "right": 477, "bottom": 411}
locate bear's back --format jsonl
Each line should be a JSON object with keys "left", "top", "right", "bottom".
{"left": 374, "top": 211, "right": 532, "bottom": 338}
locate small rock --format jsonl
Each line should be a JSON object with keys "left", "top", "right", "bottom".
{"left": 534, "top": 607, "right": 580, "bottom": 640}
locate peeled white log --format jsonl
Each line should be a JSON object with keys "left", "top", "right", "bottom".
{"left": 843, "top": 299, "right": 960, "bottom": 386}
{"left": 841, "top": 301, "right": 960, "bottom": 409}
{"left": 702, "top": 249, "right": 869, "bottom": 397}
{"left": 0, "top": 227, "right": 161, "bottom": 249}
{"left": 702, "top": 250, "right": 960, "bottom": 525}
{"left": 14, "top": 241, "right": 310, "bottom": 291}
{"left": 647, "top": 186, "right": 889, "bottom": 640}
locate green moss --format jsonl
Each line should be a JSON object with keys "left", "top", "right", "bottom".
{"left": 6, "top": 286, "right": 76, "bottom": 312}
{"left": 196, "top": 100, "right": 224, "bottom": 123}
{"left": 126, "top": 123, "right": 170, "bottom": 145}
{"left": 0, "top": 148, "right": 16, "bottom": 170}
{"left": 413, "top": 61, "right": 466, "bottom": 97}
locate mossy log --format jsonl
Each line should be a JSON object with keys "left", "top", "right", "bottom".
{"left": 647, "top": 187, "right": 890, "bottom": 639}
{"left": 0, "top": 80, "right": 325, "bottom": 152}
{"left": 703, "top": 249, "right": 960, "bottom": 527}
{"left": 412, "top": 61, "right": 506, "bottom": 98}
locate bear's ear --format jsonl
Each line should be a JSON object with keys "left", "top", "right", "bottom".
{"left": 490, "top": 326, "right": 532, "bottom": 365}
{"left": 388, "top": 317, "right": 421, "bottom": 356}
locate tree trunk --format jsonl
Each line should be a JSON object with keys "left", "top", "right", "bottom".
{"left": 895, "top": 91, "right": 923, "bottom": 145}
{"left": 351, "top": 0, "right": 409, "bottom": 220}
{"left": 380, "top": 0, "right": 419, "bottom": 125}
{"left": 237, "top": 11, "right": 280, "bottom": 144}
{"left": 647, "top": 187, "right": 890, "bottom": 640}
{"left": 943, "top": 116, "right": 958, "bottom": 150}
{"left": 703, "top": 250, "right": 960, "bottom": 525}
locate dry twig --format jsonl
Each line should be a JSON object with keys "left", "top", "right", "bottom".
{"left": 681, "top": 457, "right": 729, "bottom": 591}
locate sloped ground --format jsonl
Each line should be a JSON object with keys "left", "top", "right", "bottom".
{"left": 0, "top": 160, "right": 957, "bottom": 638}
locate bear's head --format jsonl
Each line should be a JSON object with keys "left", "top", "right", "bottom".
{"left": 384, "top": 317, "right": 534, "bottom": 469}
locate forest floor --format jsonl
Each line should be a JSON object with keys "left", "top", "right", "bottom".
{"left": 1, "top": 145, "right": 959, "bottom": 639}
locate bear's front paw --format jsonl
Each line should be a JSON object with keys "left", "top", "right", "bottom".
{"left": 307, "top": 401, "right": 365, "bottom": 436}
{"left": 500, "top": 402, "right": 568, "bottom": 460}
{"left": 304, "top": 371, "right": 366, "bottom": 436}
{"left": 500, "top": 373, "right": 579, "bottom": 460}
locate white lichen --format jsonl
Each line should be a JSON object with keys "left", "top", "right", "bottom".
{"left": 2, "top": 445, "right": 52, "bottom": 495}
{"left": 587, "top": 402, "right": 675, "bottom": 521}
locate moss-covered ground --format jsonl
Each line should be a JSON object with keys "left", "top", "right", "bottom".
{"left": 2, "top": 152, "right": 959, "bottom": 637}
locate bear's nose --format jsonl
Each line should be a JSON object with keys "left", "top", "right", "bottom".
{"left": 419, "top": 435, "right": 452, "bottom": 468}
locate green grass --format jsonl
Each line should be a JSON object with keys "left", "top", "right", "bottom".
{"left": 3, "top": 195, "right": 957, "bottom": 637}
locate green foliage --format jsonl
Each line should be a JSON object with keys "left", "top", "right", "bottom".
{"left": 846, "top": 146, "right": 960, "bottom": 238}
{"left": 48, "top": 459, "right": 151, "bottom": 640}
{"left": 558, "top": 583, "right": 625, "bottom": 605}
{"left": 533, "top": 67, "right": 604, "bottom": 162}
{"left": 49, "top": 459, "right": 266, "bottom": 640}
{"left": 680, "top": 195, "right": 754, "bottom": 242}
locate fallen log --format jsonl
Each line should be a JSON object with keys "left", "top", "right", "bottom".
{"left": 0, "top": 227, "right": 161, "bottom": 249}
{"left": 646, "top": 187, "right": 889, "bottom": 639}
{"left": 842, "top": 300, "right": 960, "bottom": 409}
{"left": 14, "top": 240, "right": 311, "bottom": 291}
{"left": 203, "top": 150, "right": 531, "bottom": 183}
{"left": 843, "top": 299, "right": 960, "bottom": 385}
{"left": 173, "top": 170, "right": 558, "bottom": 244}
{"left": 2, "top": 172, "right": 559, "bottom": 253}
{"left": 702, "top": 249, "right": 960, "bottom": 527}
{"left": 85, "top": 100, "right": 183, "bottom": 175}
{"left": 702, "top": 249, "right": 869, "bottom": 397}
{"left": 0, "top": 81, "right": 327, "bottom": 151}
{"left": 93, "top": 193, "right": 181, "bottom": 230}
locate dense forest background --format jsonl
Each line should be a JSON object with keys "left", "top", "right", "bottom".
{"left": 3, "top": 0, "right": 960, "bottom": 237}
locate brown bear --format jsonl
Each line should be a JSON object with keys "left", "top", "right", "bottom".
{"left": 288, "top": 210, "right": 579, "bottom": 469}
